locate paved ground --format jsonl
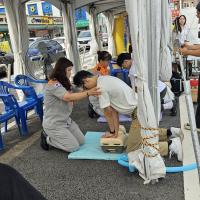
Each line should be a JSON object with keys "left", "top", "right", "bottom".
{"left": 0, "top": 97, "right": 184, "bottom": 200}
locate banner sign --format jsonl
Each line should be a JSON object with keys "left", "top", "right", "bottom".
{"left": 42, "top": 2, "right": 53, "bottom": 15}
{"left": 0, "top": 7, "right": 5, "bottom": 14}
{"left": 28, "top": 4, "right": 38, "bottom": 16}
{"left": 75, "top": 7, "right": 87, "bottom": 21}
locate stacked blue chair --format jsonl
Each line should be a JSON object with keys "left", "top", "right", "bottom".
{"left": 14, "top": 75, "right": 47, "bottom": 103}
{"left": 109, "top": 60, "right": 129, "bottom": 84}
{"left": 0, "top": 81, "right": 43, "bottom": 136}
{"left": 15, "top": 75, "right": 47, "bottom": 122}
{"left": 0, "top": 94, "right": 21, "bottom": 150}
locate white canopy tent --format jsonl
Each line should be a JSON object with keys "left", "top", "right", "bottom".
{"left": 125, "top": 0, "right": 166, "bottom": 183}
{"left": 3, "top": 0, "right": 29, "bottom": 76}
{"left": 159, "top": 0, "right": 172, "bottom": 82}
{"left": 61, "top": 2, "right": 74, "bottom": 65}
{"left": 2, "top": 0, "right": 126, "bottom": 73}
{"left": 1, "top": 0, "right": 179, "bottom": 183}
{"left": 104, "top": 11, "right": 116, "bottom": 56}
{"left": 20, "top": 0, "right": 81, "bottom": 72}
{"left": 86, "top": 6, "right": 99, "bottom": 67}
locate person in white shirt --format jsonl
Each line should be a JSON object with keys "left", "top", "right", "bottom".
{"left": 117, "top": 53, "right": 177, "bottom": 116}
{"left": 173, "top": 15, "right": 193, "bottom": 76}
{"left": 159, "top": 80, "right": 177, "bottom": 116}
{"left": 73, "top": 70, "right": 137, "bottom": 138}
{"left": 173, "top": 15, "right": 189, "bottom": 46}
{"left": 117, "top": 53, "right": 136, "bottom": 91}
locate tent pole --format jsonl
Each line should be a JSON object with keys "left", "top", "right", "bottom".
{"left": 179, "top": 53, "right": 200, "bottom": 183}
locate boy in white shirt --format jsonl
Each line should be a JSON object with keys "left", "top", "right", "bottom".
{"left": 117, "top": 53, "right": 136, "bottom": 91}
{"left": 117, "top": 53, "right": 177, "bottom": 116}
{"left": 73, "top": 70, "right": 137, "bottom": 138}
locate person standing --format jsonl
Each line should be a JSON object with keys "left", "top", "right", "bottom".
{"left": 180, "top": 2, "right": 200, "bottom": 130}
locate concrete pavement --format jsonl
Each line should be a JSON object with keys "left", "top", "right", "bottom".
{"left": 0, "top": 98, "right": 185, "bottom": 200}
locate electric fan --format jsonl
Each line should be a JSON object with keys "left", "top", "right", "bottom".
{"left": 25, "top": 39, "right": 66, "bottom": 80}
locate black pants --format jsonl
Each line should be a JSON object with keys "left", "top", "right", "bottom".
{"left": 0, "top": 163, "right": 47, "bottom": 200}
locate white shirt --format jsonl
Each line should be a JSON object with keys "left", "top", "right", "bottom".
{"left": 158, "top": 80, "right": 166, "bottom": 93}
{"left": 129, "top": 60, "right": 137, "bottom": 90}
{"left": 97, "top": 76, "right": 137, "bottom": 114}
{"left": 177, "top": 25, "right": 189, "bottom": 45}
{"left": 129, "top": 61, "right": 135, "bottom": 76}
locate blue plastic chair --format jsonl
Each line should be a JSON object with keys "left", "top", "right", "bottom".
{"left": 0, "top": 81, "right": 43, "bottom": 136}
{"left": 109, "top": 60, "right": 129, "bottom": 84}
{"left": 14, "top": 75, "right": 47, "bottom": 103}
{"left": 0, "top": 94, "right": 21, "bottom": 150}
{"left": 15, "top": 75, "right": 47, "bottom": 122}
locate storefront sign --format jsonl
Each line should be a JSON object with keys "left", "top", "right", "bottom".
{"left": 28, "top": 16, "right": 62, "bottom": 25}
{"left": 0, "top": 15, "right": 63, "bottom": 25}
{"left": 53, "top": 17, "right": 63, "bottom": 24}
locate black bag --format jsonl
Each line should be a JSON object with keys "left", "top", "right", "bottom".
{"left": 170, "top": 72, "right": 183, "bottom": 96}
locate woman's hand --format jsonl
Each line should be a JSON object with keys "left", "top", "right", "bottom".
{"left": 87, "top": 87, "right": 101, "bottom": 96}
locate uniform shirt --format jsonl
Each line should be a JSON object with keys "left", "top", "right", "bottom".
{"left": 97, "top": 76, "right": 137, "bottom": 114}
{"left": 43, "top": 81, "right": 73, "bottom": 129}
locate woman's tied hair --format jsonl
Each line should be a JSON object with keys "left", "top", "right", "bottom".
{"left": 97, "top": 51, "right": 112, "bottom": 62}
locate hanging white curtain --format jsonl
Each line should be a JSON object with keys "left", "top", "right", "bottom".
{"left": 104, "top": 11, "right": 116, "bottom": 56}
{"left": 159, "top": 0, "right": 172, "bottom": 82}
{"left": 125, "top": 0, "right": 165, "bottom": 184}
{"left": 146, "top": 0, "right": 162, "bottom": 124}
{"left": 66, "top": 1, "right": 81, "bottom": 72}
{"left": 61, "top": 2, "right": 74, "bottom": 63}
{"left": 86, "top": 6, "right": 99, "bottom": 67}
{"left": 3, "top": 0, "right": 29, "bottom": 76}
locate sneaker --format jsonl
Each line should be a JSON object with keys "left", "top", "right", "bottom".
{"left": 184, "top": 123, "right": 200, "bottom": 132}
{"left": 184, "top": 123, "right": 190, "bottom": 130}
{"left": 170, "top": 127, "right": 184, "bottom": 141}
{"left": 169, "top": 138, "right": 183, "bottom": 162}
{"left": 40, "top": 130, "right": 49, "bottom": 151}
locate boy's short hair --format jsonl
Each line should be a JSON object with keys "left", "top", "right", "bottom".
{"left": 117, "top": 53, "right": 132, "bottom": 67}
{"left": 73, "top": 70, "right": 94, "bottom": 87}
{"left": 197, "top": 2, "right": 200, "bottom": 12}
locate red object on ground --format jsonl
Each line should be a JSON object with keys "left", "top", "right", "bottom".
{"left": 190, "top": 79, "right": 198, "bottom": 88}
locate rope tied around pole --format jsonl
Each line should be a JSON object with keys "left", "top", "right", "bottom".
{"left": 132, "top": 123, "right": 161, "bottom": 157}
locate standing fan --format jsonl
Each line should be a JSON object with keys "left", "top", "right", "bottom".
{"left": 25, "top": 39, "right": 66, "bottom": 80}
